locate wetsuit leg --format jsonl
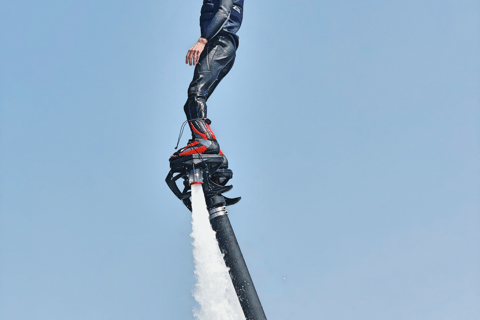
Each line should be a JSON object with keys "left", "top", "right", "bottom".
{"left": 184, "top": 34, "right": 237, "bottom": 120}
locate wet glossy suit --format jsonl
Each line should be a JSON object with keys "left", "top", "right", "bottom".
{"left": 184, "top": 34, "right": 237, "bottom": 120}
{"left": 184, "top": 0, "right": 243, "bottom": 121}
{"left": 171, "top": 0, "right": 243, "bottom": 158}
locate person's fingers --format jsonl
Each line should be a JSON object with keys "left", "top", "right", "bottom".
{"left": 186, "top": 45, "right": 203, "bottom": 66}
{"left": 192, "top": 49, "right": 200, "bottom": 65}
{"left": 188, "top": 50, "right": 194, "bottom": 66}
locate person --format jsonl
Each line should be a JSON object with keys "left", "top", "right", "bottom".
{"left": 172, "top": 0, "right": 244, "bottom": 158}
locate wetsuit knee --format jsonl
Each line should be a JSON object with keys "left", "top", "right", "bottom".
{"left": 184, "top": 96, "right": 207, "bottom": 120}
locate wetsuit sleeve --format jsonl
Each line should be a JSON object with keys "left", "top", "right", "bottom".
{"left": 201, "top": 0, "right": 233, "bottom": 41}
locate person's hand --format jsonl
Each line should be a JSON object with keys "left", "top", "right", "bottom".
{"left": 186, "top": 37, "right": 208, "bottom": 66}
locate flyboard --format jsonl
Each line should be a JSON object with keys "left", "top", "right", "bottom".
{"left": 166, "top": 153, "right": 267, "bottom": 320}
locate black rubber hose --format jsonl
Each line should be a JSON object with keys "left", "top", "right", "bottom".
{"left": 210, "top": 214, "right": 267, "bottom": 320}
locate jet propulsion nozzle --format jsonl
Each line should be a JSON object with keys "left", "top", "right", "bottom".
{"left": 165, "top": 154, "right": 241, "bottom": 211}
{"left": 188, "top": 167, "right": 203, "bottom": 185}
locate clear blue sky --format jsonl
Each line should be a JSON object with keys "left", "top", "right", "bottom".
{"left": 1, "top": 1, "right": 479, "bottom": 319}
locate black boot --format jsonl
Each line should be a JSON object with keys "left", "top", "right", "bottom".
{"left": 171, "top": 118, "right": 220, "bottom": 157}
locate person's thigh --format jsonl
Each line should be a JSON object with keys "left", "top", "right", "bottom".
{"left": 188, "top": 35, "right": 236, "bottom": 99}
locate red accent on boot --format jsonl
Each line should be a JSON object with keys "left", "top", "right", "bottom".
{"left": 185, "top": 141, "right": 199, "bottom": 148}
{"left": 178, "top": 145, "right": 207, "bottom": 156}
{"left": 191, "top": 123, "right": 208, "bottom": 140}
{"left": 205, "top": 123, "right": 217, "bottom": 140}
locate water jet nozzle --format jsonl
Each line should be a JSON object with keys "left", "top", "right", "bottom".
{"left": 188, "top": 167, "right": 203, "bottom": 185}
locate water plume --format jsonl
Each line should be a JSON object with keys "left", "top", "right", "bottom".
{"left": 190, "top": 184, "right": 244, "bottom": 320}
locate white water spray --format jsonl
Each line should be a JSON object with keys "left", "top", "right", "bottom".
{"left": 190, "top": 184, "right": 244, "bottom": 320}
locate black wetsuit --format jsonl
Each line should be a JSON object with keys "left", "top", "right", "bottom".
{"left": 184, "top": 0, "right": 244, "bottom": 120}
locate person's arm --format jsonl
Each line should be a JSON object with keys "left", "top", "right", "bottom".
{"left": 201, "top": 0, "right": 233, "bottom": 41}
{"left": 186, "top": 0, "right": 233, "bottom": 66}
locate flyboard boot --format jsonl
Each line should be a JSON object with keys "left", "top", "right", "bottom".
{"left": 171, "top": 118, "right": 220, "bottom": 158}
{"left": 167, "top": 120, "right": 239, "bottom": 211}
